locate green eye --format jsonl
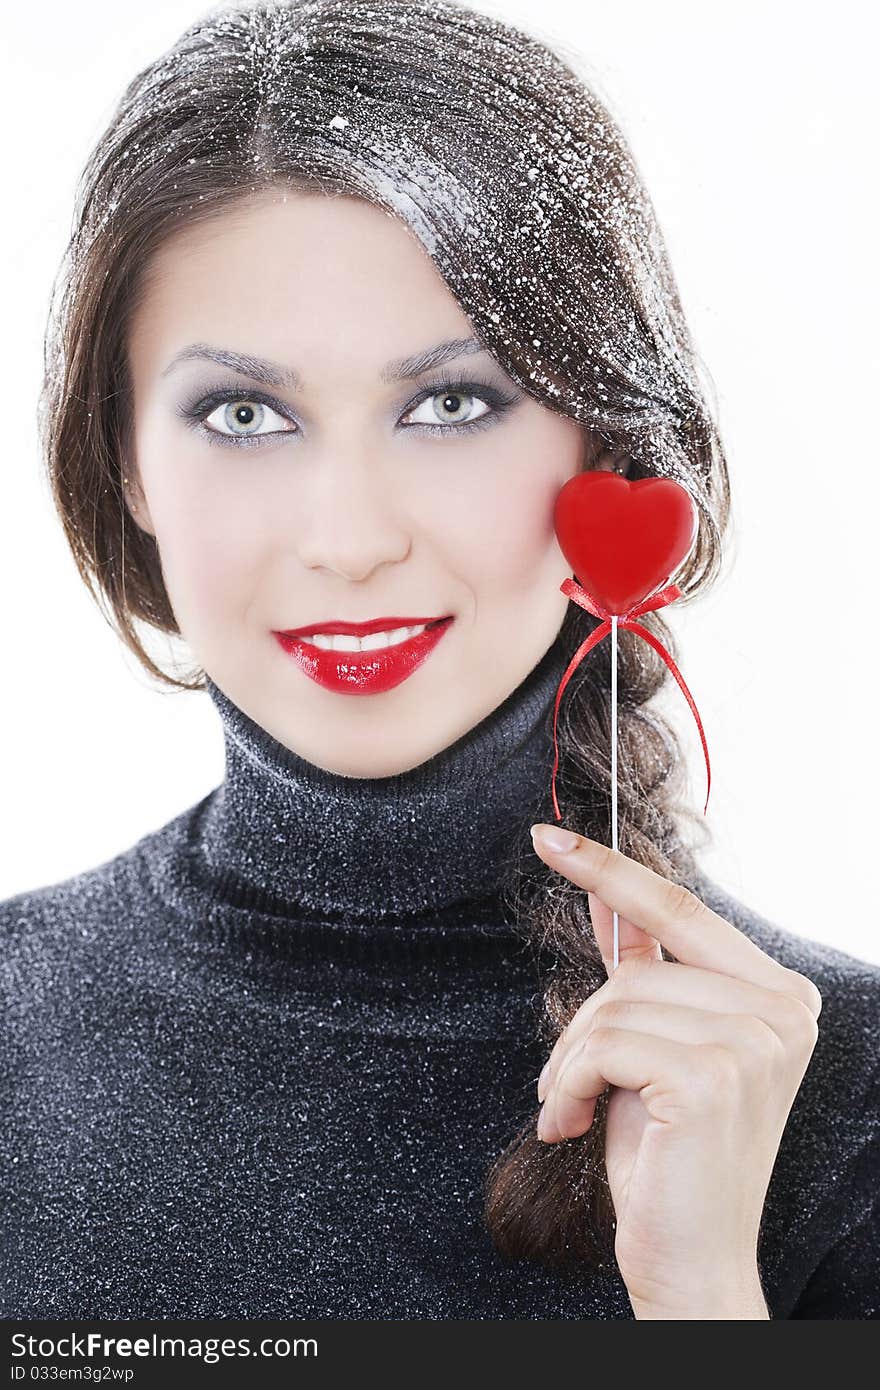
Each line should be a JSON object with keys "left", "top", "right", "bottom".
{"left": 403, "top": 388, "right": 492, "bottom": 430}
{"left": 177, "top": 375, "right": 521, "bottom": 450}
{"left": 204, "top": 398, "right": 295, "bottom": 443}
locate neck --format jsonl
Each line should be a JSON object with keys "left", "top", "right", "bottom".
{"left": 195, "top": 634, "right": 572, "bottom": 923}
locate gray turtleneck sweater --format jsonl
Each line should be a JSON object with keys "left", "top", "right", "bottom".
{"left": 1, "top": 636, "right": 878, "bottom": 1319}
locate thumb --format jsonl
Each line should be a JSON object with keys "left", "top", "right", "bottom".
{"left": 587, "top": 890, "right": 663, "bottom": 976}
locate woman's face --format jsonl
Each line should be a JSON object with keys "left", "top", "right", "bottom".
{"left": 127, "top": 189, "right": 608, "bottom": 776}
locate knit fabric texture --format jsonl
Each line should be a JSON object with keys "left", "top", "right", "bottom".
{"left": 1, "top": 633, "right": 878, "bottom": 1319}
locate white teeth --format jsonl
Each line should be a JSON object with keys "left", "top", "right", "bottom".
{"left": 300, "top": 623, "right": 429, "bottom": 652}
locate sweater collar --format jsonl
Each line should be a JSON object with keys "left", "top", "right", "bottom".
{"left": 194, "top": 633, "right": 572, "bottom": 922}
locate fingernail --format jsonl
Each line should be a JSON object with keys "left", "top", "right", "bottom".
{"left": 536, "top": 1104, "right": 546, "bottom": 1140}
{"left": 531, "top": 823, "right": 579, "bottom": 854}
{"left": 537, "top": 1059, "right": 551, "bottom": 1102}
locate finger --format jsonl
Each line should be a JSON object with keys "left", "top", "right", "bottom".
{"left": 556, "top": 1000, "right": 786, "bottom": 1106}
{"left": 538, "top": 1027, "right": 730, "bottom": 1144}
{"left": 529, "top": 825, "right": 821, "bottom": 1012}
{"left": 587, "top": 889, "right": 661, "bottom": 972}
{"left": 538, "top": 957, "right": 821, "bottom": 1101}
{"left": 544, "top": 1002, "right": 773, "bottom": 1143}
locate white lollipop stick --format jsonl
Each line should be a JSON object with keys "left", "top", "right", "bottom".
{"left": 610, "top": 614, "right": 620, "bottom": 971}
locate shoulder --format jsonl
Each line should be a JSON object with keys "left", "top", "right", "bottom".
{"left": 0, "top": 796, "right": 207, "bottom": 965}
{"left": 694, "top": 869, "right": 880, "bottom": 1080}
{"left": 0, "top": 797, "right": 217, "bottom": 1091}
{"left": 694, "top": 870, "right": 879, "bottom": 1225}
{"left": 0, "top": 851, "right": 134, "bottom": 969}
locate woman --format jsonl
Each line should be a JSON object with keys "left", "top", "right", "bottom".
{"left": 2, "top": 0, "right": 877, "bottom": 1319}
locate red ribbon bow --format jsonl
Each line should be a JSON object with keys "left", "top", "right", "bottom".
{"left": 551, "top": 577, "right": 711, "bottom": 821}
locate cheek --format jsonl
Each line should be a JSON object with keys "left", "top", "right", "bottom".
{"left": 438, "top": 457, "right": 561, "bottom": 591}
{"left": 140, "top": 444, "right": 267, "bottom": 628}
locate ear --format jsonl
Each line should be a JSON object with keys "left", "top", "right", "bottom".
{"left": 122, "top": 469, "right": 156, "bottom": 537}
{"left": 593, "top": 447, "right": 629, "bottom": 476}
{"left": 583, "top": 431, "right": 629, "bottom": 476}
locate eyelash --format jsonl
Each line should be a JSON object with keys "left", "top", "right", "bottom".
{"left": 175, "top": 373, "right": 521, "bottom": 450}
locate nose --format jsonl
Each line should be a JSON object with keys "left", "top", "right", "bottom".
{"left": 294, "top": 448, "right": 412, "bottom": 581}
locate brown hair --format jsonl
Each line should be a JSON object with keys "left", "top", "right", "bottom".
{"left": 39, "top": 0, "right": 730, "bottom": 1269}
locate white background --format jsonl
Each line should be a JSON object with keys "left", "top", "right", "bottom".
{"left": 2, "top": 1, "right": 877, "bottom": 963}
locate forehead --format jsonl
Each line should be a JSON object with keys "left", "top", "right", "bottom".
{"left": 128, "top": 190, "right": 475, "bottom": 386}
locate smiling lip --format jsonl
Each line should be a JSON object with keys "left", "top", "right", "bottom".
{"left": 272, "top": 616, "right": 455, "bottom": 695}
{"left": 279, "top": 615, "right": 449, "bottom": 637}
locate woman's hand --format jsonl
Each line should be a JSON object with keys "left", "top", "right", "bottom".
{"left": 529, "top": 823, "right": 822, "bottom": 1320}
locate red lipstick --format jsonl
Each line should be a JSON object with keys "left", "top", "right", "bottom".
{"left": 281, "top": 616, "right": 446, "bottom": 637}
{"left": 272, "top": 616, "right": 454, "bottom": 695}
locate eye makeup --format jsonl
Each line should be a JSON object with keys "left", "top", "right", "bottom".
{"left": 173, "top": 372, "right": 524, "bottom": 450}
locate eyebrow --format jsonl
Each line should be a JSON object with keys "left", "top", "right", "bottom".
{"left": 159, "top": 336, "right": 489, "bottom": 388}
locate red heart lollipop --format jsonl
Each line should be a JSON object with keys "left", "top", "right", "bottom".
{"left": 554, "top": 472, "right": 698, "bottom": 614}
